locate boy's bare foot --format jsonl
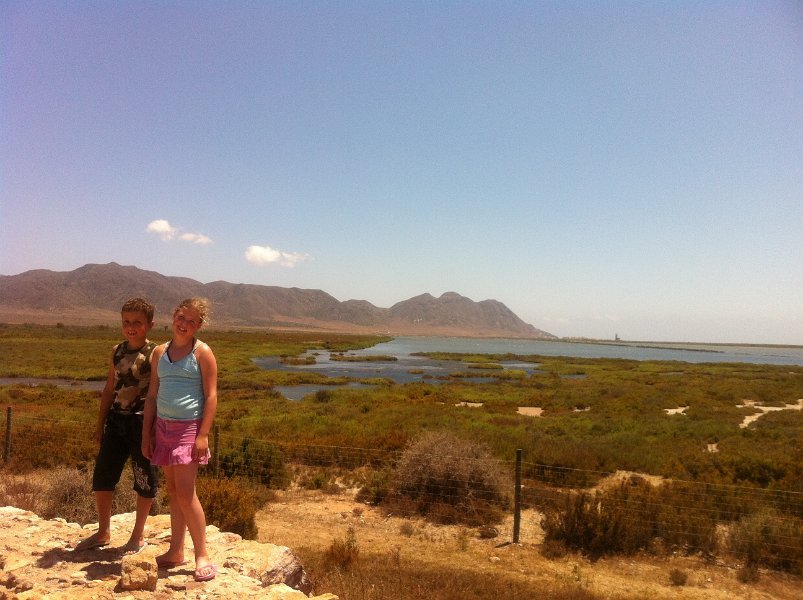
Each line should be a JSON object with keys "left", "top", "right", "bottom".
{"left": 155, "top": 552, "right": 188, "bottom": 568}
{"left": 74, "top": 532, "right": 110, "bottom": 550}
{"left": 121, "top": 539, "right": 148, "bottom": 555}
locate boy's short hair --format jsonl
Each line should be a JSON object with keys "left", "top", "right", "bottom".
{"left": 121, "top": 297, "right": 155, "bottom": 322}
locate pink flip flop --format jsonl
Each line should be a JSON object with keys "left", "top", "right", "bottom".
{"left": 194, "top": 563, "right": 217, "bottom": 582}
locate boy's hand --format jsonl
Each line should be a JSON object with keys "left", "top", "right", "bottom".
{"left": 141, "top": 436, "right": 152, "bottom": 460}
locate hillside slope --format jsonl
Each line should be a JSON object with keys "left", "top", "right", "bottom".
{"left": 0, "top": 263, "right": 555, "bottom": 339}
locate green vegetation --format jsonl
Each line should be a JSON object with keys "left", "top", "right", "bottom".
{"left": 2, "top": 324, "right": 802, "bottom": 575}
{"left": 2, "top": 325, "right": 801, "bottom": 490}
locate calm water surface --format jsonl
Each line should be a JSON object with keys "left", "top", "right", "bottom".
{"left": 352, "top": 337, "right": 803, "bottom": 366}
{"left": 258, "top": 336, "right": 802, "bottom": 399}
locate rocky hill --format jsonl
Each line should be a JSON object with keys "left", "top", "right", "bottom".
{"left": 0, "top": 263, "right": 555, "bottom": 339}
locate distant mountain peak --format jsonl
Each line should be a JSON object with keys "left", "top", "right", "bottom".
{"left": 0, "top": 263, "right": 557, "bottom": 339}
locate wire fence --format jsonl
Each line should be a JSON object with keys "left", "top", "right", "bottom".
{"left": 2, "top": 407, "right": 802, "bottom": 565}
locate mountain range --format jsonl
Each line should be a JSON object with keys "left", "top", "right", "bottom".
{"left": 0, "top": 263, "right": 556, "bottom": 339}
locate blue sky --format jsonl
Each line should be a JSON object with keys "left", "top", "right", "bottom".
{"left": 2, "top": 1, "right": 801, "bottom": 344}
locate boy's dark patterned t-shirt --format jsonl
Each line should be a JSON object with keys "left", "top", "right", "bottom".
{"left": 111, "top": 340, "right": 157, "bottom": 414}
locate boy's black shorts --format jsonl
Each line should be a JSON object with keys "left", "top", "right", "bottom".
{"left": 92, "top": 412, "right": 158, "bottom": 499}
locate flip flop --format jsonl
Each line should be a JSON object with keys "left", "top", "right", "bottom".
{"left": 156, "top": 556, "right": 188, "bottom": 568}
{"left": 194, "top": 563, "right": 217, "bottom": 582}
{"left": 74, "top": 536, "right": 110, "bottom": 551}
{"left": 122, "top": 540, "right": 148, "bottom": 556}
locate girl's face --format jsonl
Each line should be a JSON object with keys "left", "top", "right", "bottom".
{"left": 172, "top": 307, "right": 202, "bottom": 338}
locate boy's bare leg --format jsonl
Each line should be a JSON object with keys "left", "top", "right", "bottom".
{"left": 121, "top": 494, "right": 153, "bottom": 554}
{"left": 75, "top": 491, "right": 113, "bottom": 549}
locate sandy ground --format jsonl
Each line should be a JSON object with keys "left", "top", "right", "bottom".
{"left": 255, "top": 488, "right": 801, "bottom": 600}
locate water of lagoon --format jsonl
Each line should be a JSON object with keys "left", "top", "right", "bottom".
{"left": 261, "top": 336, "right": 803, "bottom": 400}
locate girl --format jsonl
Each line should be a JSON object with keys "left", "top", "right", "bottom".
{"left": 142, "top": 298, "right": 218, "bottom": 582}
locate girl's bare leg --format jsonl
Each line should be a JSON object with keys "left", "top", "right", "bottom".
{"left": 155, "top": 466, "right": 186, "bottom": 564}
{"left": 170, "top": 463, "right": 213, "bottom": 571}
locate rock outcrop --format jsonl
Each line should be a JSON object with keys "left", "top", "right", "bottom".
{"left": 0, "top": 506, "right": 336, "bottom": 599}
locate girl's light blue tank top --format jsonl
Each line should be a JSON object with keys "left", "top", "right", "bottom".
{"left": 156, "top": 340, "right": 205, "bottom": 420}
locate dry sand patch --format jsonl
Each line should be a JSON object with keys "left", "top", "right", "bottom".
{"left": 737, "top": 398, "right": 803, "bottom": 428}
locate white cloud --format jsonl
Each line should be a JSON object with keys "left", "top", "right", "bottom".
{"left": 180, "top": 232, "right": 213, "bottom": 245}
{"left": 146, "top": 219, "right": 176, "bottom": 241}
{"left": 146, "top": 219, "right": 212, "bottom": 244}
{"left": 245, "top": 245, "right": 311, "bottom": 268}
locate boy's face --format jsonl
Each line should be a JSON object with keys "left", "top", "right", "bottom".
{"left": 120, "top": 310, "right": 154, "bottom": 346}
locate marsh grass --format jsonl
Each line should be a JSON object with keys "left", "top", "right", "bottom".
{"left": 2, "top": 324, "right": 802, "bottom": 574}
{"left": 3, "top": 325, "right": 801, "bottom": 491}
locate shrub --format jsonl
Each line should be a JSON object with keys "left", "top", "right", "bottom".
{"left": 541, "top": 539, "right": 569, "bottom": 560}
{"left": 542, "top": 478, "right": 718, "bottom": 559}
{"left": 0, "top": 465, "right": 158, "bottom": 526}
{"left": 728, "top": 508, "right": 803, "bottom": 575}
{"left": 668, "top": 568, "right": 688, "bottom": 586}
{"left": 197, "top": 476, "right": 262, "bottom": 539}
{"left": 736, "top": 562, "right": 760, "bottom": 583}
{"left": 218, "top": 437, "right": 289, "bottom": 488}
{"left": 355, "top": 468, "right": 392, "bottom": 505}
{"left": 325, "top": 526, "right": 360, "bottom": 569}
{"left": 386, "top": 431, "right": 509, "bottom": 526}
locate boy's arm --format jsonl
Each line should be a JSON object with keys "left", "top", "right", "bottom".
{"left": 141, "top": 344, "right": 164, "bottom": 460}
{"left": 193, "top": 343, "right": 218, "bottom": 456}
{"left": 95, "top": 349, "right": 117, "bottom": 444}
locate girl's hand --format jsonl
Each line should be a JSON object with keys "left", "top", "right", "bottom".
{"left": 193, "top": 434, "right": 209, "bottom": 461}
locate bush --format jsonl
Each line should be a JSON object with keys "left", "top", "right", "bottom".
{"left": 386, "top": 431, "right": 509, "bottom": 526}
{"left": 325, "top": 526, "right": 359, "bottom": 569}
{"left": 197, "top": 476, "right": 263, "bottom": 539}
{"left": 218, "top": 437, "right": 289, "bottom": 488}
{"left": 542, "top": 478, "right": 718, "bottom": 559}
{"left": 668, "top": 568, "right": 688, "bottom": 586}
{"left": 728, "top": 508, "right": 803, "bottom": 575}
{"left": 0, "top": 465, "right": 156, "bottom": 526}
{"left": 355, "top": 467, "right": 392, "bottom": 505}
{"left": 736, "top": 562, "right": 760, "bottom": 583}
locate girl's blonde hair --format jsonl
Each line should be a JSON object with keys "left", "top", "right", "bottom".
{"left": 174, "top": 297, "right": 212, "bottom": 326}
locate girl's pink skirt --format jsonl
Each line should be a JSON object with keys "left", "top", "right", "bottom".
{"left": 151, "top": 417, "right": 210, "bottom": 466}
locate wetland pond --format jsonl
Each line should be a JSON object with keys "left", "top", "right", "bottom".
{"left": 256, "top": 336, "right": 803, "bottom": 400}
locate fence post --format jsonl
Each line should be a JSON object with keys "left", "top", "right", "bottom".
{"left": 513, "top": 448, "right": 522, "bottom": 543}
{"left": 212, "top": 423, "right": 220, "bottom": 478}
{"left": 4, "top": 407, "right": 11, "bottom": 463}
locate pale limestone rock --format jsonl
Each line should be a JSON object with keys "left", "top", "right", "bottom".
{"left": 222, "top": 539, "right": 312, "bottom": 593}
{"left": 0, "top": 507, "right": 335, "bottom": 599}
{"left": 118, "top": 551, "right": 157, "bottom": 591}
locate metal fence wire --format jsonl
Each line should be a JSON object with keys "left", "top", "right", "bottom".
{"left": 2, "top": 408, "right": 802, "bottom": 559}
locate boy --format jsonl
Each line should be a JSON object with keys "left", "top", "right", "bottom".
{"left": 75, "top": 297, "right": 159, "bottom": 553}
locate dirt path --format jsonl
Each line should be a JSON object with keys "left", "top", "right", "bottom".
{"left": 255, "top": 489, "right": 800, "bottom": 600}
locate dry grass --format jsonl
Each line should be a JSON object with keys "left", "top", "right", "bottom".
{"left": 256, "top": 487, "right": 803, "bottom": 600}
